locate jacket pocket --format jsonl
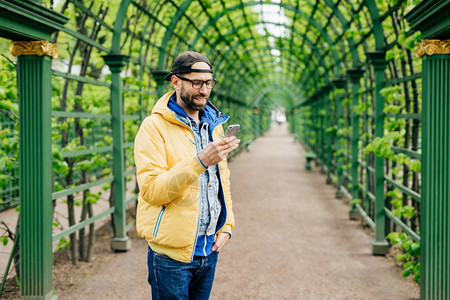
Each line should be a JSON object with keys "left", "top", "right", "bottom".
{"left": 153, "top": 206, "right": 166, "bottom": 238}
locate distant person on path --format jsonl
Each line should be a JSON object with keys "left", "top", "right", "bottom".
{"left": 134, "top": 51, "right": 239, "bottom": 299}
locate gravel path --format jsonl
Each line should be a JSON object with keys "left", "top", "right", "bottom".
{"left": 57, "top": 123, "right": 420, "bottom": 299}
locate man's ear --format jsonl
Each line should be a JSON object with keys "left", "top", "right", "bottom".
{"left": 171, "top": 75, "right": 179, "bottom": 89}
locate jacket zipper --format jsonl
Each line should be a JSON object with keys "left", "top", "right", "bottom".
{"left": 215, "top": 168, "right": 227, "bottom": 233}
{"left": 153, "top": 206, "right": 166, "bottom": 238}
{"left": 188, "top": 119, "right": 203, "bottom": 262}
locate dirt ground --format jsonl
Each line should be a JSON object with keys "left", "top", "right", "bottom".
{"left": 1, "top": 123, "right": 420, "bottom": 299}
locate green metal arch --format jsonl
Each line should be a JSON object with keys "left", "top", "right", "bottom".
{"left": 151, "top": 1, "right": 343, "bottom": 77}
{"left": 215, "top": 49, "right": 328, "bottom": 98}
{"left": 188, "top": 1, "right": 341, "bottom": 68}
{"left": 322, "top": 0, "right": 360, "bottom": 66}
{"left": 251, "top": 82, "right": 300, "bottom": 106}
{"left": 218, "top": 58, "right": 310, "bottom": 101}
{"left": 205, "top": 20, "right": 331, "bottom": 72}
{"left": 215, "top": 42, "right": 324, "bottom": 79}
{"left": 219, "top": 63, "right": 306, "bottom": 108}
{"left": 221, "top": 67, "right": 315, "bottom": 105}
{"left": 363, "top": 0, "right": 385, "bottom": 50}
{"left": 213, "top": 39, "right": 329, "bottom": 91}
{"left": 157, "top": 0, "right": 194, "bottom": 69}
{"left": 217, "top": 47, "right": 328, "bottom": 100}
{"left": 218, "top": 63, "right": 302, "bottom": 98}
{"left": 111, "top": 0, "right": 132, "bottom": 53}
{"left": 218, "top": 72, "right": 302, "bottom": 108}
{"left": 113, "top": 0, "right": 384, "bottom": 75}
{"left": 244, "top": 72, "right": 304, "bottom": 102}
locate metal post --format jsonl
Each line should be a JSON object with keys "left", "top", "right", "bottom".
{"left": 292, "top": 109, "right": 298, "bottom": 140}
{"left": 103, "top": 54, "right": 131, "bottom": 251}
{"left": 313, "top": 101, "right": 320, "bottom": 154}
{"left": 1, "top": 3, "right": 67, "bottom": 298}
{"left": 317, "top": 94, "right": 325, "bottom": 173}
{"left": 367, "top": 51, "right": 389, "bottom": 255}
{"left": 260, "top": 110, "right": 264, "bottom": 134}
{"left": 347, "top": 69, "right": 365, "bottom": 220}
{"left": 319, "top": 95, "right": 325, "bottom": 168}
{"left": 332, "top": 78, "right": 347, "bottom": 199}
{"left": 419, "top": 41, "right": 450, "bottom": 300}
{"left": 252, "top": 108, "right": 260, "bottom": 137}
{"left": 258, "top": 110, "right": 262, "bottom": 136}
{"left": 323, "top": 85, "right": 333, "bottom": 184}
{"left": 406, "top": 2, "right": 450, "bottom": 295}
{"left": 12, "top": 41, "right": 56, "bottom": 300}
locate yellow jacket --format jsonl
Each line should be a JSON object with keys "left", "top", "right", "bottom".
{"left": 134, "top": 91, "right": 234, "bottom": 262}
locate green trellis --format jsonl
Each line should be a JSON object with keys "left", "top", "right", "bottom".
{"left": 0, "top": 0, "right": 449, "bottom": 299}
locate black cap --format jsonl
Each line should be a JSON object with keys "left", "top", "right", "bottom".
{"left": 164, "top": 51, "right": 213, "bottom": 81}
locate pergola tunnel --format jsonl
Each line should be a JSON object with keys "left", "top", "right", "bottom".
{"left": 0, "top": 0, "right": 449, "bottom": 299}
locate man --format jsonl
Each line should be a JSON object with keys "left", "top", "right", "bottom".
{"left": 134, "top": 51, "right": 239, "bottom": 299}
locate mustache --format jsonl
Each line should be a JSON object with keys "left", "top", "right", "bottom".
{"left": 193, "top": 95, "right": 209, "bottom": 100}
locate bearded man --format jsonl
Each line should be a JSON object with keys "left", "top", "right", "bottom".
{"left": 134, "top": 51, "right": 239, "bottom": 299}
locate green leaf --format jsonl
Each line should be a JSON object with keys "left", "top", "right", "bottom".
{"left": 0, "top": 174, "right": 12, "bottom": 187}
{"left": 0, "top": 99, "right": 13, "bottom": 110}
{"left": 59, "top": 122, "right": 69, "bottom": 131}
{"left": 402, "top": 269, "right": 412, "bottom": 278}
{"left": 104, "top": 136, "right": 113, "bottom": 144}
{"left": 383, "top": 105, "right": 402, "bottom": 114}
{"left": 85, "top": 192, "right": 100, "bottom": 204}
{"left": 0, "top": 236, "right": 9, "bottom": 246}
{"left": 410, "top": 159, "right": 421, "bottom": 172}
{"left": 74, "top": 160, "right": 92, "bottom": 171}
{"left": 397, "top": 32, "right": 406, "bottom": 46}
{"left": 6, "top": 91, "right": 17, "bottom": 100}
{"left": 386, "top": 49, "right": 396, "bottom": 60}
{"left": 52, "top": 149, "right": 63, "bottom": 160}
{"left": 57, "top": 237, "right": 70, "bottom": 251}
{"left": 411, "top": 242, "right": 420, "bottom": 252}
{"left": 53, "top": 160, "right": 69, "bottom": 175}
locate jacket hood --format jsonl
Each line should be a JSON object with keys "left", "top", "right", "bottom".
{"left": 152, "top": 91, "right": 229, "bottom": 133}
{"left": 151, "top": 91, "right": 181, "bottom": 125}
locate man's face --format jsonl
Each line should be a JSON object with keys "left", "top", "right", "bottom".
{"left": 177, "top": 62, "right": 213, "bottom": 112}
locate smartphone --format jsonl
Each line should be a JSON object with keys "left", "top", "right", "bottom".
{"left": 225, "top": 124, "right": 240, "bottom": 138}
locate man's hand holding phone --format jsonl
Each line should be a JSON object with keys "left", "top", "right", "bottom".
{"left": 198, "top": 124, "right": 240, "bottom": 167}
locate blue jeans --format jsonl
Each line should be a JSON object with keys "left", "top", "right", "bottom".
{"left": 147, "top": 247, "right": 219, "bottom": 300}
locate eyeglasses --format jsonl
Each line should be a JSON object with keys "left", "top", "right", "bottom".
{"left": 175, "top": 75, "right": 217, "bottom": 89}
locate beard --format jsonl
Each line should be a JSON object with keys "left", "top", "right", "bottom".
{"left": 179, "top": 85, "right": 209, "bottom": 111}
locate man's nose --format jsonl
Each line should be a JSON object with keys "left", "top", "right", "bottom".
{"left": 199, "top": 83, "right": 209, "bottom": 95}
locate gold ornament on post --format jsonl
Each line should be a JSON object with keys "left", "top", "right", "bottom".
{"left": 416, "top": 39, "right": 450, "bottom": 58}
{"left": 10, "top": 41, "right": 58, "bottom": 59}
